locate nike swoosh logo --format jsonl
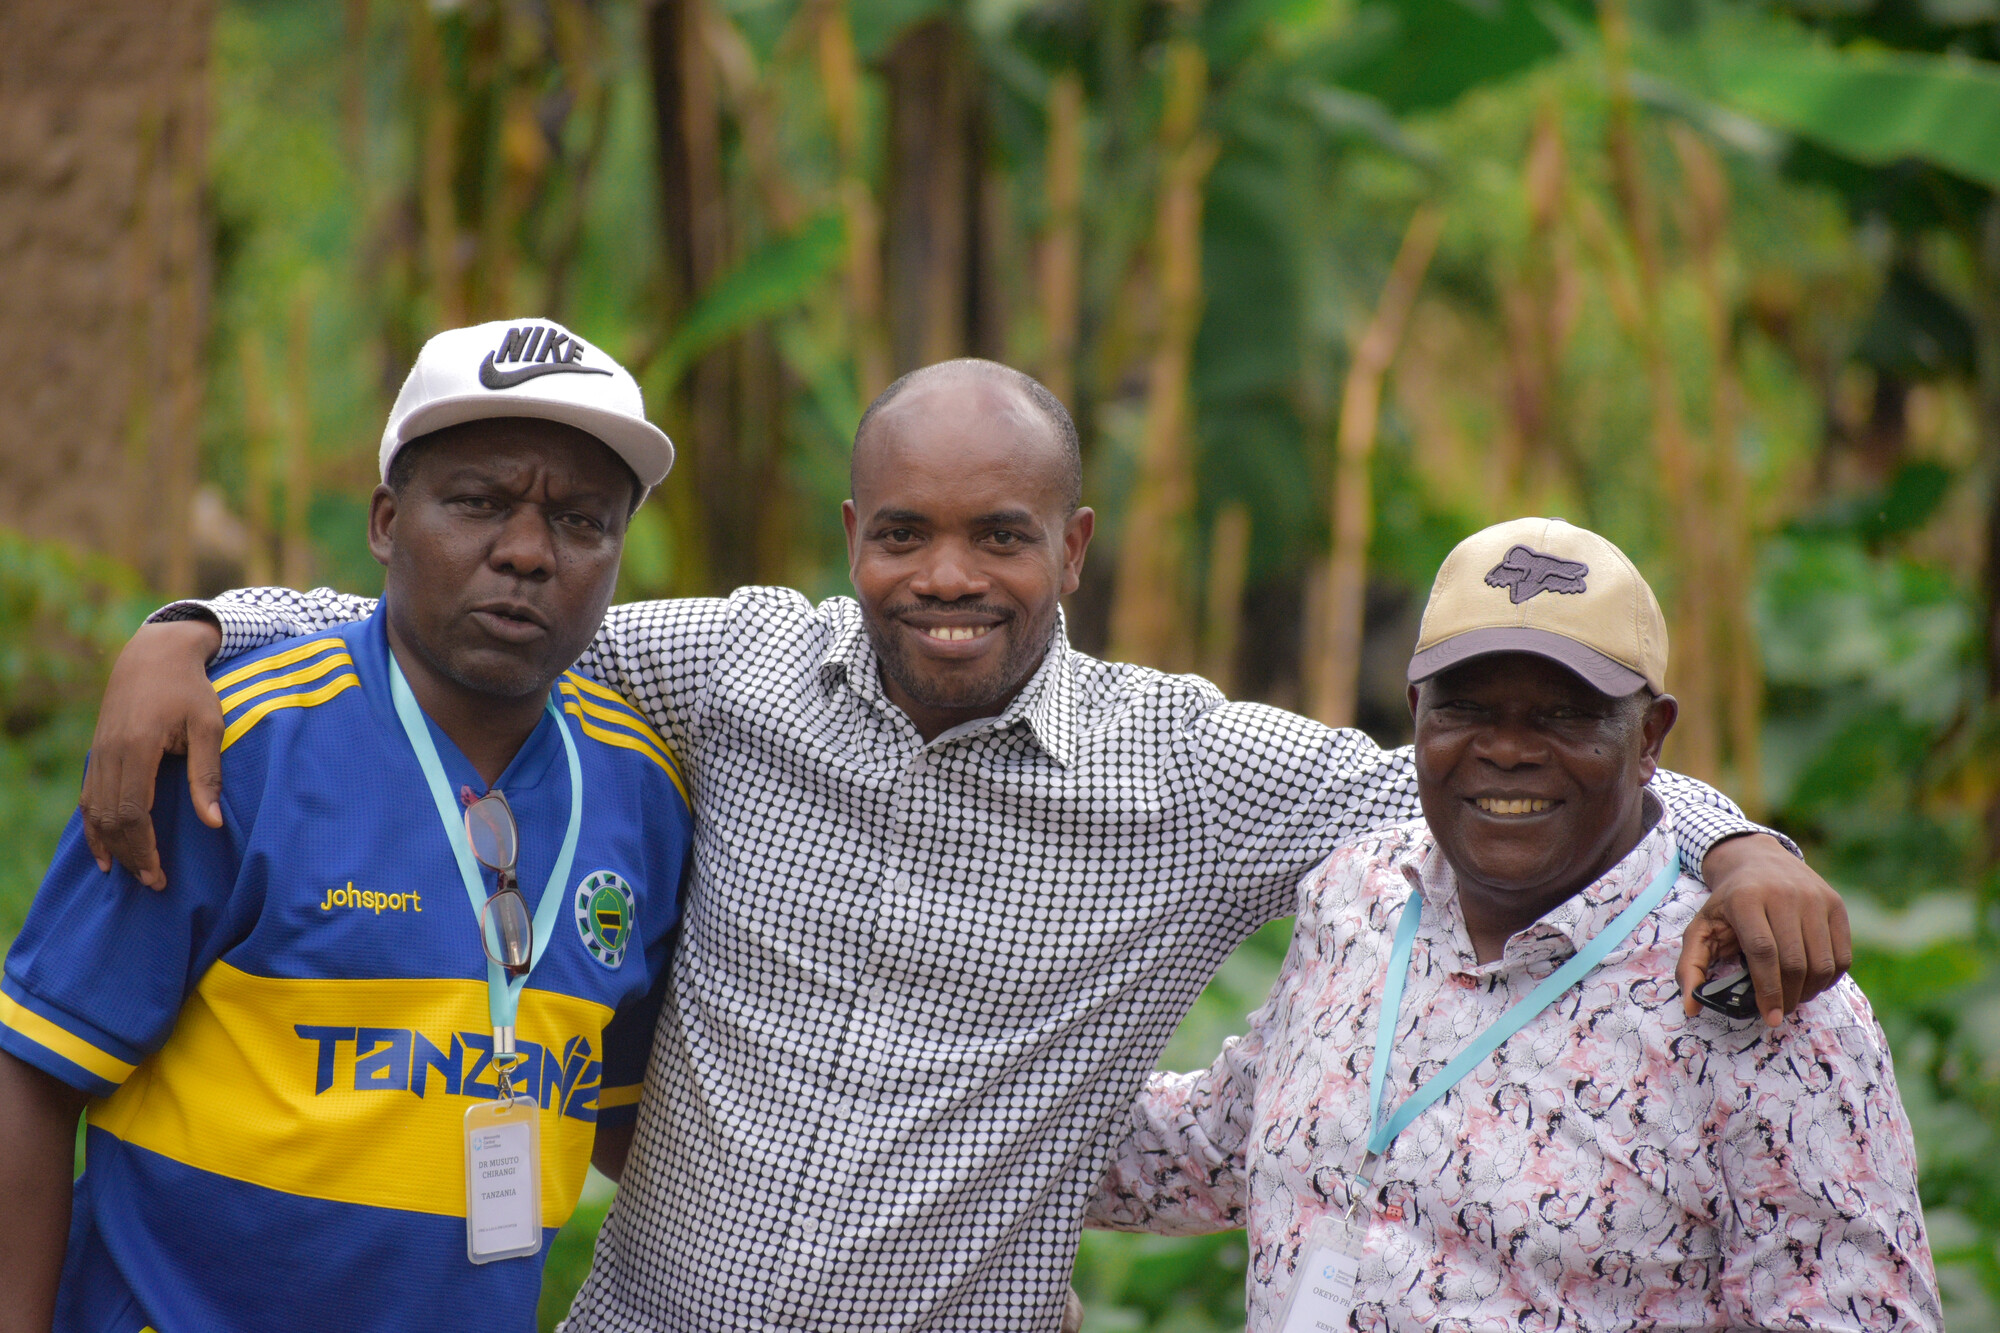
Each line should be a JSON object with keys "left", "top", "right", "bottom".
{"left": 478, "top": 353, "right": 614, "bottom": 390}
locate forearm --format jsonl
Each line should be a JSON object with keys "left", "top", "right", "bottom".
{"left": 1648, "top": 767, "right": 1799, "bottom": 883}
{"left": 0, "top": 1050, "right": 88, "bottom": 1333}
{"left": 148, "top": 586, "right": 377, "bottom": 663}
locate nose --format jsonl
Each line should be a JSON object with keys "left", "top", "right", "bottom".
{"left": 489, "top": 507, "right": 556, "bottom": 580}
{"left": 1471, "top": 715, "right": 1549, "bottom": 769}
{"left": 908, "top": 539, "right": 990, "bottom": 602}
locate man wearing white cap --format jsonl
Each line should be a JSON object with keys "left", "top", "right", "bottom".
{"left": 1088, "top": 518, "right": 1940, "bottom": 1332}
{"left": 0, "top": 321, "right": 693, "bottom": 1332}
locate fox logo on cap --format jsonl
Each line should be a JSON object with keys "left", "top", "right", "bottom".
{"left": 1484, "top": 545, "right": 1588, "bottom": 604}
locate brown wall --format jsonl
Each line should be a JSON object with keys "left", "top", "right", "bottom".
{"left": 0, "top": 0, "right": 211, "bottom": 591}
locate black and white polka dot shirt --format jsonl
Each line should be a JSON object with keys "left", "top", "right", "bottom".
{"left": 169, "top": 585, "right": 1772, "bottom": 1332}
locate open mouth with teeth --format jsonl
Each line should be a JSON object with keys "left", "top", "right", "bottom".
{"left": 1474, "top": 797, "right": 1555, "bottom": 815}
{"left": 920, "top": 625, "right": 994, "bottom": 642}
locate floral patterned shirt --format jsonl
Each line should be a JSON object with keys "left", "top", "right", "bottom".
{"left": 1087, "top": 813, "right": 1941, "bottom": 1332}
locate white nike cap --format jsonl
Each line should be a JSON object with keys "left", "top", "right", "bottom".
{"left": 379, "top": 318, "right": 675, "bottom": 497}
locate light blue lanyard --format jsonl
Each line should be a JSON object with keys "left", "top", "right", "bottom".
{"left": 387, "top": 655, "right": 583, "bottom": 1033}
{"left": 1353, "top": 850, "right": 1681, "bottom": 1202}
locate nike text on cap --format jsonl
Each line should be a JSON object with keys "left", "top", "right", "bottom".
{"left": 378, "top": 318, "right": 674, "bottom": 497}
{"left": 1407, "top": 516, "right": 1670, "bottom": 697}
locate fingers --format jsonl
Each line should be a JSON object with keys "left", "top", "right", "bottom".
{"left": 80, "top": 749, "right": 115, "bottom": 874}
{"left": 1676, "top": 915, "right": 1725, "bottom": 1017}
{"left": 81, "top": 751, "right": 166, "bottom": 890}
{"left": 1682, "top": 843, "right": 1857, "bottom": 1026}
{"left": 1830, "top": 896, "right": 1854, "bottom": 982}
{"left": 1725, "top": 900, "right": 1790, "bottom": 1029}
{"left": 1799, "top": 900, "right": 1839, "bottom": 1007}
{"left": 81, "top": 617, "right": 226, "bottom": 888}
{"left": 186, "top": 707, "right": 225, "bottom": 830}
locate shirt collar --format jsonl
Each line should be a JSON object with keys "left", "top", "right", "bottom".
{"left": 817, "top": 599, "right": 1079, "bottom": 769}
{"left": 1399, "top": 793, "right": 1674, "bottom": 969}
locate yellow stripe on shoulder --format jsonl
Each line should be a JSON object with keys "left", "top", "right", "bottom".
{"left": 559, "top": 675, "right": 673, "bottom": 744}
{"left": 559, "top": 676, "right": 686, "bottom": 781}
{"left": 0, "top": 991, "right": 137, "bottom": 1086}
{"left": 218, "top": 649, "right": 355, "bottom": 715}
{"left": 598, "top": 1083, "right": 642, "bottom": 1109}
{"left": 562, "top": 702, "right": 691, "bottom": 806}
{"left": 563, "top": 672, "right": 638, "bottom": 710}
{"left": 211, "top": 637, "right": 347, "bottom": 693}
{"left": 220, "top": 673, "right": 361, "bottom": 751}
{"left": 558, "top": 683, "right": 674, "bottom": 757}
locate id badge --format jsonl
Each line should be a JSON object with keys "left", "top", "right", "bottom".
{"left": 464, "top": 1096, "right": 543, "bottom": 1264}
{"left": 1274, "top": 1214, "right": 1362, "bottom": 1333}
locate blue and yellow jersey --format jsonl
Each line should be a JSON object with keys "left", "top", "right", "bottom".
{"left": 0, "top": 605, "right": 693, "bottom": 1333}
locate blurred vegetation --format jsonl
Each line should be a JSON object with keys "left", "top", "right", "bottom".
{"left": 8, "top": 0, "right": 2000, "bottom": 1327}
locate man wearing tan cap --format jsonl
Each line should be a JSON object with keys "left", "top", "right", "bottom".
{"left": 1087, "top": 518, "right": 1940, "bottom": 1332}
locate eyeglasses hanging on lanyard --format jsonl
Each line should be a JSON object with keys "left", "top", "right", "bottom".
{"left": 464, "top": 789, "right": 534, "bottom": 1100}
{"left": 388, "top": 653, "right": 582, "bottom": 1105}
{"left": 465, "top": 790, "right": 532, "bottom": 976}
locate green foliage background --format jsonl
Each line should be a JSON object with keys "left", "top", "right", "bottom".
{"left": 10, "top": 0, "right": 2000, "bottom": 1328}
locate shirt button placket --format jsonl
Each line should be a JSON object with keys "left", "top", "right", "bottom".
{"left": 842, "top": 868, "right": 907, "bottom": 1104}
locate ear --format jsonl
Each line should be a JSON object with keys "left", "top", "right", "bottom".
{"left": 1059, "top": 507, "right": 1096, "bottom": 598}
{"left": 841, "top": 499, "right": 860, "bottom": 574}
{"left": 1407, "top": 682, "right": 1422, "bottom": 718}
{"left": 1636, "top": 692, "right": 1678, "bottom": 783}
{"left": 367, "top": 484, "right": 398, "bottom": 569}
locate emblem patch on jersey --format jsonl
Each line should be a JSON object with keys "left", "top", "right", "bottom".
{"left": 574, "top": 870, "right": 636, "bottom": 969}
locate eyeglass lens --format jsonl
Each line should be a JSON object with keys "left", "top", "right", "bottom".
{"left": 464, "top": 792, "right": 518, "bottom": 873}
{"left": 481, "top": 888, "right": 533, "bottom": 975}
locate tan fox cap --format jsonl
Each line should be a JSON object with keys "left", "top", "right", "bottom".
{"left": 1407, "top": 516, "right": 1669, "bottom": 696}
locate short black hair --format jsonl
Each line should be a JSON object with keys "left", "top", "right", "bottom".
{"left": 851, "top": 359, "right": 1083, "bottom": 512}
{"left": 384, "top": 431, "right": 437, "bottom": 495}
{"left": 386, "top": 419, "right": 643, "bottom": 513}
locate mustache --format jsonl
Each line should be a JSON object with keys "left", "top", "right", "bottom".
{"left": 881, "top": 599, "right": 1016, "bottom": 623}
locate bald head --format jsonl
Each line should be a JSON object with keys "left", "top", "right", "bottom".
{"left": 852, "top": 359, "right": 1082, "bottom": 513}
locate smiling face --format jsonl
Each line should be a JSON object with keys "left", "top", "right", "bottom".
{"left": 842, "top": 368, "right": 1094, "bottom": 740}
{"left": 369, "top": 417, "right": 635, "bottom": 704}
{"left": 1410, "top": 652, "right": 1677, "bottom": 949}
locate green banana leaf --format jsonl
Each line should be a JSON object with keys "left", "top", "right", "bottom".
{"left": 1712, "top": 44, "right": 2000, "bottom": 192}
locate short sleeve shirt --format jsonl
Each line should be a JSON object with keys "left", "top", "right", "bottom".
{"left": 0, "top": 605, "right": 693, "bottom": 1333}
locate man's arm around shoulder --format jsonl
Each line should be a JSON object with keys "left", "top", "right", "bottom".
{"left": 81, "top": 582, "right": 768, "bottom": 886}
{"left": 1187, "top": 702, "right": 1852, "bottom": 1021}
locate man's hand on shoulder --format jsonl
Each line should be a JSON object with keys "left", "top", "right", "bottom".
{"left": 1680, "top": 833, "right": 1852, "bottom": 1028}
{"left": 81, "top": 618, "right": 227, "bottom": 889}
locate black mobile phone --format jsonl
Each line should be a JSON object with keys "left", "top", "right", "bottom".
{"left": 1693, "top": 969, "right": 1761, "bottom": 1020}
